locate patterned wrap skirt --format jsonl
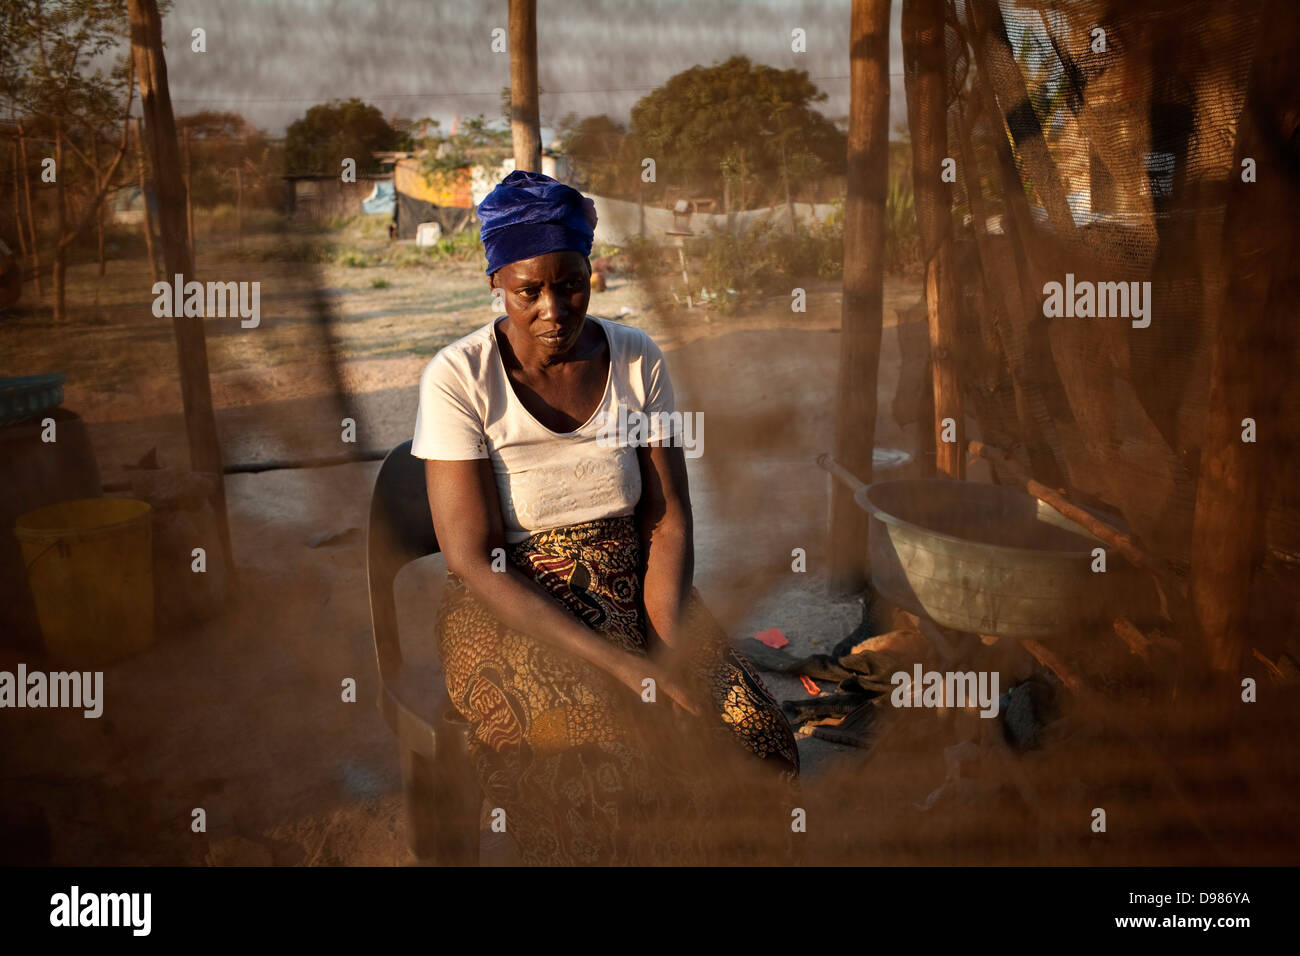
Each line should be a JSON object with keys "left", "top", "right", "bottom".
{"left": 435, "top": 515, "right": 800, "bottom": 865}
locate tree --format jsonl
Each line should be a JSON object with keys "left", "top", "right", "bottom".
{"left": 283, "top": 98, "right": 401, "bottom": 176}
{"left": 630, "top": 56, "right": 846, "bottom": 206}
{"left": 0, "top": 0, "right": 137, "bottom": 319}
{"left": 0, "top": 0, "right": 130, "bottom": 123}
{"left": 176, "top": 110, "right": 279, "bottom": 209}
{"left": 416, "top": 114, "right": 511, "bottom": 189}
{"left": 555, "top": 113, "right": 638, "bottom": 197}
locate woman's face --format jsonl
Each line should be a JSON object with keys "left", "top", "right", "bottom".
{"left": 491, "top": 250, "right": 592, "bottom": 356}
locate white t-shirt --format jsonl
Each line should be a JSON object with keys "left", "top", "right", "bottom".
{"left": 412, "top": 315, "right": 678, "bottom": 543}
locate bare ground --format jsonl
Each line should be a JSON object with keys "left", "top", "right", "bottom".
{"left": 4, "top": 232, "right": 1295, "bottom": 866}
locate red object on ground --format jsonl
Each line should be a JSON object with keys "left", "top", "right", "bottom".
{"left": 800, "top": 675, "right": 821, "bottom": 696}
{"left": 753, "top": 628, "right": 789, "bottom": 649}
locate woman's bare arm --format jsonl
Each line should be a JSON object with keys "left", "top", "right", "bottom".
{"left": 425, "top": 457, "right": 699, "bottom": 712}
{"left": 636, "top": 442, "right": 694, "bottom": 653}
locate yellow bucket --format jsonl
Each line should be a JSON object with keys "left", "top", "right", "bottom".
{"left": 14, "top": 497, "right": 155, "bottom": 664}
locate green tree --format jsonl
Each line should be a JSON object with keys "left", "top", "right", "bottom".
{"left": 630, "top": 56, "right": 846, "bottom": 207}
{"left": 0, "top": 0, "right": 139, "bottom": 318}
{"left": 415, "top": 114, "right": 511, "bottom": 189}
{"left": 0, "top": 0, "right": 131, "bottom": 123}
{"left": 555, "top": 113, "right": 638, "bottom": 197}
{"left": 283, "top": 98, "right": 401, "bottom": 176}
{"left": 176, "top": 110, "right": 279, "bottom": 209}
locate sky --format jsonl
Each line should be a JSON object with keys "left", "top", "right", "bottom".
{"left": 155, "top": 0, "right": 909, "bottom": 141}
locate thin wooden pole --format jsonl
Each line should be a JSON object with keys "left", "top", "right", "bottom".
{"left": 737, "top": 146, "right": 750, "bottom": 212}
{"left": 91, "top": 133, "right": 106, "bottom": 276}
{"left": 955, "top": 98, "right": 1033, "bottom": 455}
{"left": 182, "top": 125, "right": 195, "bottom": 261}
{"left": 508, "top": 0, "right": 541, "bottom": 173}
{"left": 53, "top": 117, "right": 66, "bottom": 322}
{"left": 129, "top": 0, "right": 233, "bottom": 572}
{"left": 1112, "top": 617, "right": 1153, "bottom": 662}
{"left": 962, "top": 4, "right": 1065, "bottom": 487}
{"left": 234, "top": 165, "right": 242, "bottom": 250}
{"left": 235, "top": 132, "right": 245, "bottom": 251}
{"left": 829, "top": 0, "right": 891, "bottom": 591}
{"left": 780, "top": 135, "right": 796, "bottom": 232}
{"left": 18, "top": 131, "right": 42, "bottom": 296}
{"left": 903, "top": 0, "right": 963, "bottom": 479}
{"left": 134, "top": 117, "right": 158, "bottom": 282}
{"left": 1190, "top": 2, "right": 1300, "bottom": 675}
{"left": 11, "top": 138, "right": 30, "bottom": 266}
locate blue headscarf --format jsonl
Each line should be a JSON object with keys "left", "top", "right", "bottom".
{"left": 478, "top": 170, "right": 598, "bottom": 275}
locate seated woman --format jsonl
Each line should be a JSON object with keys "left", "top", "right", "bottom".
{"left": 413, "top": 171, "right": 798, "bottom": 865}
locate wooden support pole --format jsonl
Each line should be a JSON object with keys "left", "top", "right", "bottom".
{"left": 780, "top": 137, "right": 796, "bottom": 232}
{"left": 508, "top": 0, "right": 541, "bottom": 173}
{"left": 182, "top": 125, "right": 195, "bottom": 261}
{"left": 954, "top": 98, "right": 1028, "bottom": 455}
{"left": 1190, "top": 3, "right": 1300, "bottom": 675}
{"left": 903, "top": 0, "right": 963, "bottom": 479}
{"left": 10, "top": 137, "right": 30, "bottom": 266}
{"left": 134, "top": 117, "right": 158, "bottom": 282}
{"left": 829, "top": 0, "right": 892, "bottom": 591}
{"left": 128, "top": 0, "right": 233, "bottom": 572}
{"left": 961, "top": 7, "right": 1065, "bottom": 487}
{"left": 18, "top": 130, "right": 42, "bottom": 296}
{"left": 53, "top": 118, "right": 67, "bottom": 322}
{"left": 91, "top": 133, "right": 106, "bottom": 277}
{"left": 924, "top": 257, "right": 962, "bottom": 472}
{"left": 235, "top": 136, "right": 244, "bottom": 251}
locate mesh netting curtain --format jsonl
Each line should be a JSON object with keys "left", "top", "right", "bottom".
{"left": 930, "top": 0, "right": 1298, "bottom": 589}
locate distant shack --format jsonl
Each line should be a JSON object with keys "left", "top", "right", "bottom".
{"left": 281, "top": 149, "right": 573, "bottom": 236}
{"left": 281, "top": 172, "right": 391, "bottom": 223}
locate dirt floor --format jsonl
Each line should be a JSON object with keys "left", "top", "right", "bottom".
{"left": 3, "top": 225, "right": 1296, "bottom": 866}
{"left": 0, "top": 227, "right": 928, "bottom": 864}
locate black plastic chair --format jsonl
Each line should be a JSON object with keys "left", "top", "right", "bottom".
{"left": 367, "top": 440, "right": 480, "bottom": 864}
